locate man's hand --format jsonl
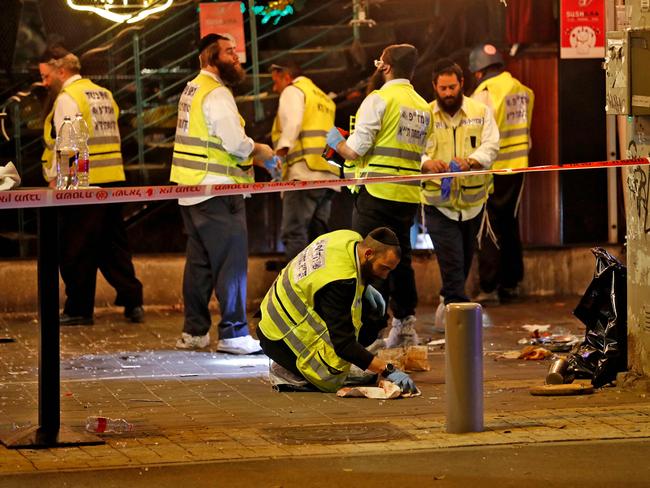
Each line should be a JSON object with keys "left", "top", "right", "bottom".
{"left": 453, "top": 158, "right": 481, "bottom": 171}
{"left": 364, "top": 285, "right": 386, "bottom": 317}
{"left": 385, "top": 369, "right": 418, "bottom": 394}
{"left": 253, "top": 143, "right": 274, "bottom": 163}
{"left": 422, "top": 159, "right": 448, "bottom": 174}
{"left": 326, "top": 127, "right": 346, "bottom": 150}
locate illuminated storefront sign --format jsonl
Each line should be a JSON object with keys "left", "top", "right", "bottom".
{"left": 66, "top": 0, "right": 174, "bottom": 24}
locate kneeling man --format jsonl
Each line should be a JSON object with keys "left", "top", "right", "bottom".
{"left": 257, "top": 227, "right": 418, "bottom": 393}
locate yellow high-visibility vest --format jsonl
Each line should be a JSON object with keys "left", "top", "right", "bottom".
{"left": 42, "top": 78, "right": 125, "bottom": 184}
{"left": 474, "top": 71, "right": 534, "bottom": 170}
{"left": 170, "top": 73, "right": 253, "bottom": 185}
{"left": 353, "top": 82, "right": 431, "bottom": 203}
{"left": 271, "top": 77, "right": 337, "bottom": 176}
{"left": 422, "top": 96, "right": 493, "bottom": 210}
{"left": 258, "top": 230, "right": 364, "bottom": 392}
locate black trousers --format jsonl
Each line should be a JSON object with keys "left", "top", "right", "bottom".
{"left": 179, "top": 196, "right": 249, "bottom": 339}
{"left": 59, "top": 203, "right": 143, "bottom": 317}
{"left": 478, "top": 173, "right": 525, "bottom": 294}
{"left": 425, "top": 205, "right": 482, "bottom": 304}
{"left": 351, "top": 187, "right": 418, "bottom": 319}
{"left": 256, "top": 301, "right": 386, "bottom": 378}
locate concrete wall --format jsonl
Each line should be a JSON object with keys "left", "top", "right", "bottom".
{"left": 0, "top": 245, "right": 623, "bottom": 314}
{"left": 624, "top": 115, "right": 650, "bottom": 378}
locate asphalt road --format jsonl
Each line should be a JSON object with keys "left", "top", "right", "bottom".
{"left": 2, "top": 438, "right": 648, "bottom": 488}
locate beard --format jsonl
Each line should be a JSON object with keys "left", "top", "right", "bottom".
{"left": 437, "top": 91, "right": 463, "bottom": 115}
{"left": 216, "top": 60, "right": 246, "bottom": 86}
{"left": 366, "top": 68, "right": 385, "bottom": 95}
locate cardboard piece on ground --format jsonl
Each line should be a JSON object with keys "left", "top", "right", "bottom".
{"left": 529, "top": 383, "right": 594, "bottom": 396}
{"left": 377, "top": 346, "right": 430, "bottom": 372}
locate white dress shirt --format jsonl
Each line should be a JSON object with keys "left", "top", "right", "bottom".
{"left": 423, "top": 96, "right": 500, "bottom": 221}
{"left": 179, "top": 70, "right": 255, "bottom": 206}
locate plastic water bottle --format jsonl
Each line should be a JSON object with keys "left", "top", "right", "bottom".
{"left": 72, "top": 113, "right": 90, "bottom": 188}
{"left": 85, "top": 416, "right": 134, "bottom": 434}
{"left": 55, "top": 116, "right": 78, "bottom": 190}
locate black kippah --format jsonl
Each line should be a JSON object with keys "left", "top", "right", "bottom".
{"left": 197, "top": 33, "right": 226, "bottom": 54}
{"left": 367, "top": 227, "right": 399, "bottom": 246}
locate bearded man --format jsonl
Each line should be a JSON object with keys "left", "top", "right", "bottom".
{"left": 419, "top": 58, "right": 499, "bottom": 330}
{"left": 171, "top": 34, "right": 275, "bottom": 354}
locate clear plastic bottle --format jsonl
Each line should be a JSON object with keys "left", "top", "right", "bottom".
{"left": 55, "top": 116, "right": 79, "bottom": 190}
{"left": 72, "top": 113, "right": 90, "bottom": 188}
{"left": 85, "top": 416, "right": 134, "bottom": 434}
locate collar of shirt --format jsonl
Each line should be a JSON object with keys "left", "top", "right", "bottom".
{"left": 200, "top": 69, "right": 224, "bottom": 85}
{"left": 62, "top": 74, "right": 82, "bottom": 89}
{"left": 381, "top": 78, "right": 411, "bottom": 89}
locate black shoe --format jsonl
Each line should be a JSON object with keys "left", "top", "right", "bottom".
{"left": 60, "top": 314, "right": 94, "bottom": 326}
{"left": 124, "top": 306, "right": 145, "bottom": 323}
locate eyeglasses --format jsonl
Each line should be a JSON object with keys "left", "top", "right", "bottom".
{"left": 373, "top": 59, "right": 386, "bottom": 69}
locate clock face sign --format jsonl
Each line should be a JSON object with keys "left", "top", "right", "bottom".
{"left": 67, "top": 0, "right": 174, "bottom": 24}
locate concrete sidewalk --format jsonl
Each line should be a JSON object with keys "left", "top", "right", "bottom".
{"left": 0, "top": 298, "right": 648, "bottom": 479}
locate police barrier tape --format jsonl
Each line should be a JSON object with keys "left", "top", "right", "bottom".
{"left": 0, "top": 157, "right": 649, "bottom": 210}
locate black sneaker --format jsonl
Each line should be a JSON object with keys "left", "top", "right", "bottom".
{"left": 60, "top": 314, "right": 94, "bottom": 326}
{"left": 124, "top": 306, "right": 145, "bottom": 323}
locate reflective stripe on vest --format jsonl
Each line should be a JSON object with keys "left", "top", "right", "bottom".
{"left": 422, "top": 96, "right": 492, "bottom": 210}
{"left": 42, "top": 78, "right": 125, "bottom": 184}
{"left": 474, "top": 72, "right": 534, "bottom": 170}
{"left": 258, "top": 230, "right": 364, "bottom": 392}
{"left": 354, "top": 82, "right": 431, "bottom": 204}
{"left": 271, "top": 77, "right": 337, "bottom": 176}
{"left": 170, "top": 73, "right": 253, "bottom": 185}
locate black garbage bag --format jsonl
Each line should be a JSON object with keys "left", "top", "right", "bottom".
{"left": 567, "top": 248, "right": 627, "bottom": 388}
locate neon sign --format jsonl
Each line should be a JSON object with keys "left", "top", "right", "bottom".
{"left": 66, "top": 0, "right": 174, "bottom": 24}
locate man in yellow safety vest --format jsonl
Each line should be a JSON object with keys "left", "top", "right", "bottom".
{"left": 421, "top": 58, "right": 499, "bottom": 330}
{"left": 325, "top": 44, "right": 432, "bottom": 350}
{"left": 171, "top": 34, "right": 275, "bottom": 354}
{"left": 270, "top": 59, "right": 339, "bottom": 261}
{"left": 39, "top": 48, "right": 144, "bottom": 326}
{"left": 469, "top": 43, "right": 534, "bottom": 305}
{"left": 257, "top": 227, "right": 418, "bottom": 394}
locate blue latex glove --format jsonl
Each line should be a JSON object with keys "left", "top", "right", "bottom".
{"left": 264, "top": 155, "right": 282, "bottom": 181}
{"left": 364, "top": 285, "right": 386, "bottom": 317}
{"left": 440, "top": 160, "right": 461, "bottom": 201}
{"left": 386, "top": 369, "right": 418, "bottom": 394}
{"left": 326, "top": 127, "right": 346, "bottom": 150}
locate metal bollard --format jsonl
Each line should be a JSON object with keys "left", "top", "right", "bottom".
{"left": 445, "top": 303, "right": 483, "bottom": 433}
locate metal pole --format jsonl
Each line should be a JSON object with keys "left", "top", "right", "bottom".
{"left": 352, "top": 0, "right": 360, "bottom": 41}
{"left": 445, "top": 303, "right": 483, "bottom": 433}
{"left": 606, "top": 117, "right": 618, "bottom": 243}
{"left": 248, "top": 0, "right": 264, "bottom": 122}
{"left": 133, "top": 32, "right": 148, "bottom": 182}
{"left": 38, "top": 206, "right": 61, "bottom": 441}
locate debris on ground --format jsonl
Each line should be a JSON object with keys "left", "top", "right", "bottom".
{"left": 518, "top": 346, "right": 553, "bottom": 360}
{"left": 529, "top": 383, "right": 594, "bottom": 396}
{"left": 337, "top": 379, "right": 421, "bottom": 399}
{"left": 518, "top": 325, "right": 581, "bottom": 352}
{"left": 377, "top": 345, "right": 430, "bottom": 371}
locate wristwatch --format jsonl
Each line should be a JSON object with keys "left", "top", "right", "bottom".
{"left": 381, "top": 363, "right": 395, "bottom": 378}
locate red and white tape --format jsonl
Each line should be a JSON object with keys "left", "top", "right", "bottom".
{"left": 1, "top": 157, "right": 648, "bottom": 210}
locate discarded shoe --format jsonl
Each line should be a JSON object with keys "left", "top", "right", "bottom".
{"left": 60, "top": 314, "right": 94, "bottom": 326}
{"left": 175, "top": 332, "right": 210, "bottom": 350}
{"left": 217, "top": 335, "right": 263, "bottom": 355}
{"left": 124, "top": 305, "right": 145, "bottom": 323}
{"left": 384, "top": 315, "right": 420, "bottom": 348}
